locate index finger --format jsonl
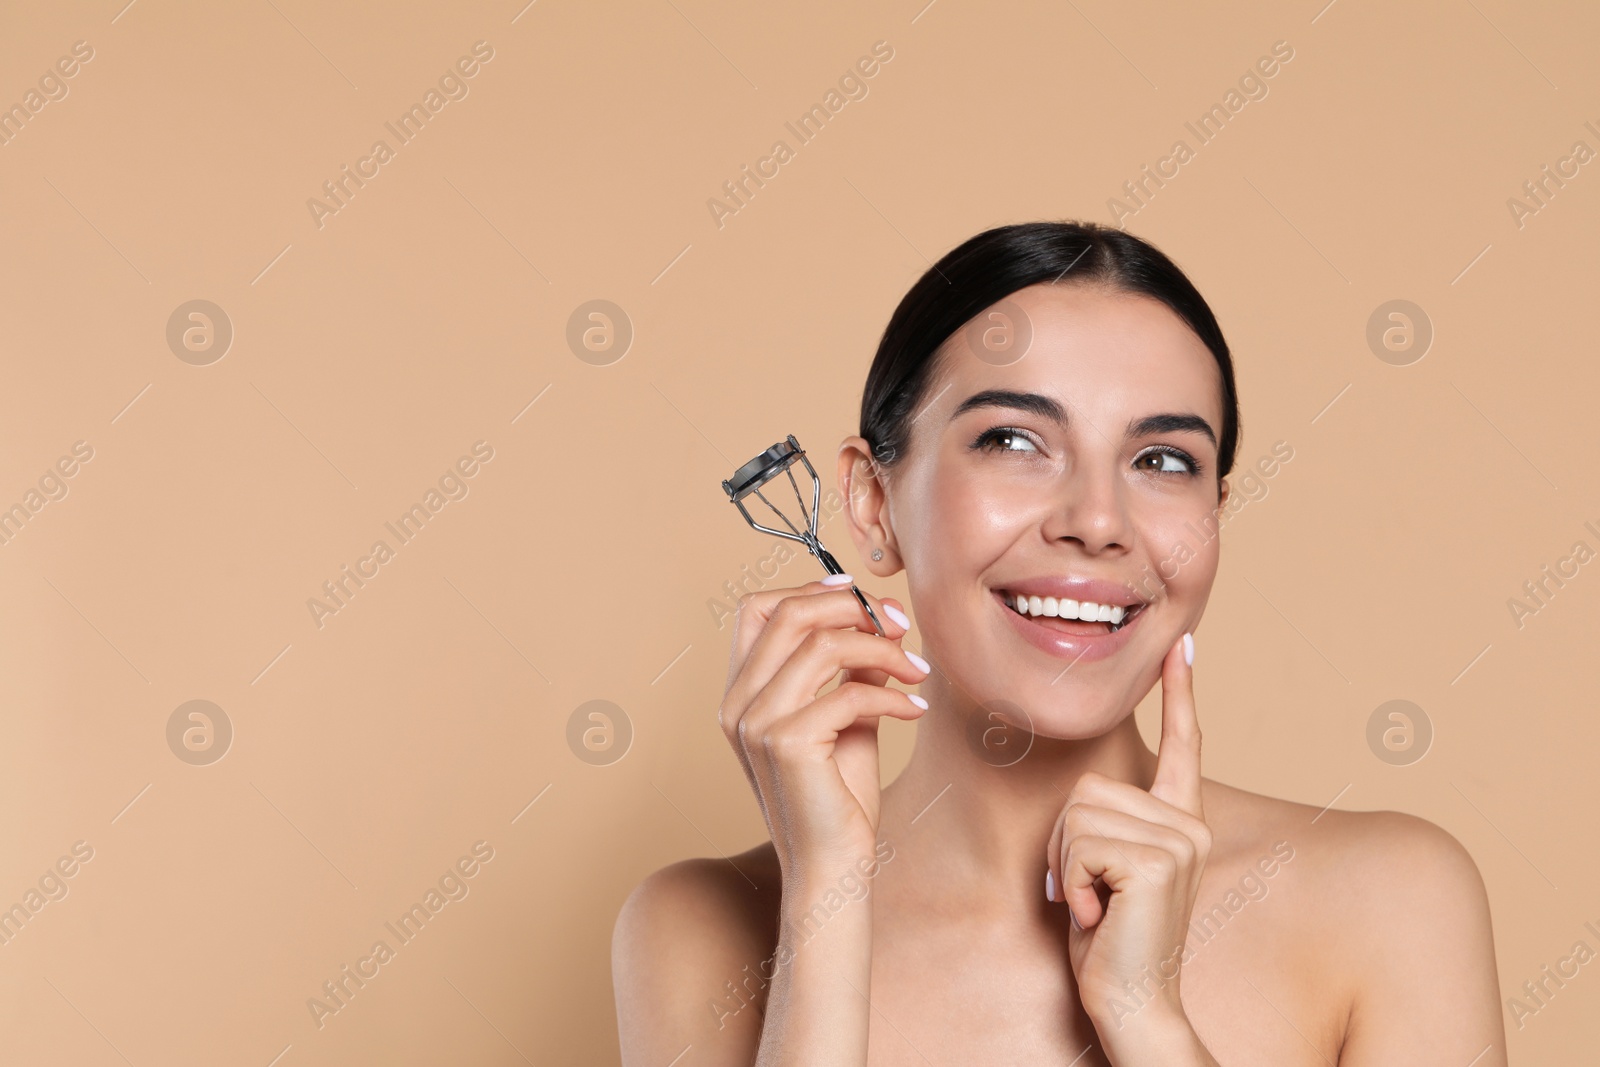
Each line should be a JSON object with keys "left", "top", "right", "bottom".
{"left": 724, "top": 576, "right": 910, "bottom": 695}
{"left": 1149, "top": 631, "right": 1203, "bottom": 818}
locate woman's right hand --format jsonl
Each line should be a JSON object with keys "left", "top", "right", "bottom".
{"left": 718, "top": 577, "right": 930, "bottom": 877}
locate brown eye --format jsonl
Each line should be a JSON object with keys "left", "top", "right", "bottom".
{"left": 1134, "top": 447, "right": 1197, "bottom": 475}
{"left": 974, "top": 427, "right": 1039, "bottom": 454}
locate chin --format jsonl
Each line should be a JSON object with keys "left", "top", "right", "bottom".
{"left": 966, "top": 635, "right": 1174, "bottom": 740}
{"left": 1018, "top": 684, "right": 1144, "bottom": 741}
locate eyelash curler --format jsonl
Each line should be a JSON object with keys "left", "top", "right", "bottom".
{"left": 721, "top": 434, "right": 887, "bottom": 637}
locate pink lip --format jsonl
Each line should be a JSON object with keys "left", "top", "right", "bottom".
{"left": 992, "top": 588, "right": 1147, "bottom": 664}
{"left": 994, "top": 576, "right": 1149, "bottom": 608}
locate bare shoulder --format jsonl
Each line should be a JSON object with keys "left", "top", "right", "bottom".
{"left": 612, "top": 842, "right": 782, "bottom": 1066}
{"left": 1200, "top": 776, "right": 1491, "bottom": 920}
{"left": 615, "top": 840, "right": 782, "bottom": 942}
{"left": 1197, "top": 777, "right": 1505, "bottom": 1064}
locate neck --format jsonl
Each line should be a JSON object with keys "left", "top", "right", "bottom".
{"left": 879, "top": 672, "right": 1158, "bottom": 914}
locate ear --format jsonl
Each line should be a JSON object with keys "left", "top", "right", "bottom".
{"left": 836, "top": 435, "right": 899, "bottom": 576}
{"left": 1215, "top": 475, "right": 1230, "bottom": 515}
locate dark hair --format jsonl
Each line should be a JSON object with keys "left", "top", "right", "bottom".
{"left": 859, "top": 220, "right": 1241, "bottom": 479}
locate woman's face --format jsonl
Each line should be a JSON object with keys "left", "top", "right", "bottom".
{"left": 848, "top": 281, "right": 1230, "bottom": 738}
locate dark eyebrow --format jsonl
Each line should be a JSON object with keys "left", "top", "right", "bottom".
{"left": 949, "top": 389, "right": 1216, "bottom": 447}
{"left": 1126, "top": 412, "right": 1216, "bottom": 448}
{"left": 950, "top": 389, "right": 1067, "bottom": 426}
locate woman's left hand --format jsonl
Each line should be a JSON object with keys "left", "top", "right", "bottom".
{"left": 1046, "top": 632, "right": 1212, "bottom": 1052}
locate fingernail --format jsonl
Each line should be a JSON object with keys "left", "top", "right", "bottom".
{"left": 883, "top": 602, "right": 911, "bottom": 629}
{"left": 904, "top": 648, "right": 930, "bottom": 673}
{"left": 821, "top": 573, "right": 854, "bottom": 586}
{"left": 1182, "top": 632, "right": 1195, "bottom": 666}
{"left": 907, "top": 693, "right": 928, "bottom": 710}
{"left": 1069, "top": 906, "right": 1082, "bottom": 931}
{"left": 1045, "top": 869, "right": 1055, "bottom": 902}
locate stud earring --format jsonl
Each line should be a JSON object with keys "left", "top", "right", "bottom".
{"left": 871, "top": 548, "right": 883, "bottom": 561}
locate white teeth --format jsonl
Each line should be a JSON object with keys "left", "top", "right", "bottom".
{"left": 1006, "top": 592, "right": 1138, "bottom": 629}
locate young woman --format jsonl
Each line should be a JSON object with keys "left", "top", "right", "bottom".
{"left": 613, "top": 221, "right": 1506, "bottom": 1065}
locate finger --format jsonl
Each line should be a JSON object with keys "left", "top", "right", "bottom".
{"left": 1046, "top": 803, "right": 1196, "bottom": 904}
{"left": 841, "top": 595, "right": 912, "bottom": 691}
{"left": 724, "top": 578, "right": 869, "bottom": 686}
{"left": 1046, "top": 787, "right": 1075, "bottom": 902}
{"left": 1062, "top": 804, "right": 1196, "bottom": 859}
{"left": 737, "top": 585, "right": 915, "bottom": 712}
{"left": 1149, "top": 632, "right": 1203, "bottom": 819}
{"left": 1056, "top": 771, "right": 1209, "bottom": 843}
{"left": 1062, "top": 837, "right": 1176, "bottom": 929}
{"left": 721, "top": 580, "right": 861, "bottom": 789}
{"left": 740, "top": 626, "right": 929, "bottom": 741}
{"left": 727, "top": 579, "right": 908, "bottom": 690}
{"left": 757, "top": 680, "right": 926, "bottom": 758}
{"left": 718, "top": 583, "right": 911, "bottom": 824}
{"left": 722, "top": 585, "right": 912, "bottom": 738}
{"left": 746, "top": 681, "right": 925, "bottom": 861}
{"left": 1048, "top": 800, "right": 1063, "bottom": 902}
{"left": 732, "top": 579, "right": 908, "bottom": 681}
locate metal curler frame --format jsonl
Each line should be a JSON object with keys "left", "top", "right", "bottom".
{"left": 721, "top": 434, "right": 888, "bottom": 638}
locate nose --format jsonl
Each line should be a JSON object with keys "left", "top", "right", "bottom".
{"left": 1041, "top": 450, "right": 1134, "bottom": 554}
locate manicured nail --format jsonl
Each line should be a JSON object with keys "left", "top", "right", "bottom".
{"left": 1182, "top": 632, "right": 1195, "bottom": 666}
{"left": 1045, "top": 869, "right": 1055, "bottom": 902}
{"left": 1069, "top": 906, "right": 1082, "bottom": 931}
{"left": 821, "top": 573, "right": 854, "bottom": 586}
{"left": 904, "top": 649, "right": 930, "bottom": 673}
{"left": 907, "top": 693, "right": 928, "bottom": 710}
{"left": 883, "top": 602, "right": 911, "bottom": 629}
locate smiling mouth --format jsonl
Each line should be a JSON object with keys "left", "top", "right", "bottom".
{"left": 995, "top": 589, "right": 1147, "bottom": 634}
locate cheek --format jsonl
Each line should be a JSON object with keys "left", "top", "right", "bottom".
{"left": 911, "top": 479, "right": 980, "bottom": 587}
{"left": 917, "top": 472, "right": 1033, "bottom": 568}
{"left": 1145, "top": 512, "right": 1220, "bottom": 590}
{"left": 902, "top": 471, "right": 1030, "bottom": 614}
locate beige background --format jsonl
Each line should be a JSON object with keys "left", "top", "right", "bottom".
{"left": 0, "top": 0, "right": 1596, "bottom": 1062}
